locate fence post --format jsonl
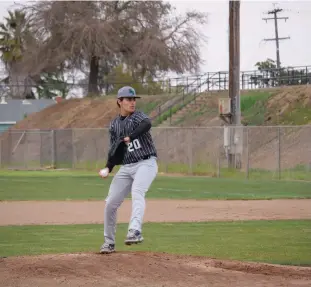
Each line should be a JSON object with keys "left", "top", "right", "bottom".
{"left": 0, "top": 138, "right": 2, "bottom": 169}
{"left": 277, "top": 127, "right": 281, "bottom": 180}
{"left": 23, "top": 131, "right": 27, "bottom": 169}
{"left": 188, "top": 128, "right": 193, "bottom": 175}
{"left": 246, "top": 127, "right": 249, "bottom": 179}
{"left": 165, "top": 128, "right": 169, "bottom": 173}
{"left": 51, "top": 130, "right": 56, "bottom": 168}
{"left": 8, "top": 129, "right": 12, "bottom": 167}
{"left": 39, "top": 131, "right": 42, "bottom": 168}
{"left": 217, "top": 155, "right": 220, "bottom": 178}
{"left": 40, "top": 131, "right": 47, "bottom": 169}
{"left": 72, "top": 129, "right": 75, "bottom": 169}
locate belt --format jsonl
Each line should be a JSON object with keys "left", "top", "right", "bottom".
{"left": 130, "top": 154, "right": 157, "bottom": 164}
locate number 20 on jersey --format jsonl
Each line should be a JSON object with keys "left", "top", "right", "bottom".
{"left": 128, "top": 139, "right": 142, "bottom": 152}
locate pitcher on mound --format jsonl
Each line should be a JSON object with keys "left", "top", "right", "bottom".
{"left": 98, "top": 86, "right": 158, "bottom": 254}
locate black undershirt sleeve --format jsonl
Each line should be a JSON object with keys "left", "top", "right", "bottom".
{"left": 105, "top": 127, "right": 117, "bottom": 173}
{"left": 129, "top": 118, "right": 151, "bottom": 141}
{"left": 105, "top": 160, "right": 115, "bottom": 173}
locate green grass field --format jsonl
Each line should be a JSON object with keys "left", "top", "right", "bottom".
{"left": 1, "top": 220, "right": 311, "bottom": 266}
{"left": 1, "top": 170, "right": 311, "bottom": 201}
{"left": 1, "top": 170, "right": 310, "bottom": 267}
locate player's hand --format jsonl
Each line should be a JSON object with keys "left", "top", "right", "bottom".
{"left": 99, "top": 168, "right": 109, "bottom": 179}
{"left": 123, "top": 137, "right": 130, "bottom": 144}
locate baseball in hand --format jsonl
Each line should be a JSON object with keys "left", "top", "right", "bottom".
{"left": 99, "top": 168, "right": 109, "bottom": 178}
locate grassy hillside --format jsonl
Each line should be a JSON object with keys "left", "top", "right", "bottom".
{"left": 240, "top": 90, "right": 274, "bottom": 126}
{"left": 3, "top": 86, "right": 310, "bottom": 131}
{"left": 241, "top": 86, "right": 311, "bottom": 126}
{"left": 3, "top": 94, "right": 175, "bottom": 130}
{"left": 162, "top": 86, "right": 311, "bottom": 127}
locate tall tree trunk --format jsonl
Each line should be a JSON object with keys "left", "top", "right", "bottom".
{"left": 9, "top": 63, "right": 27, "bottom": 99}
{"left": 88, "top": 55, "right": 99, "bottom": 96}
{"left": 100, "top": 59, "right": 110, "bottom": 96}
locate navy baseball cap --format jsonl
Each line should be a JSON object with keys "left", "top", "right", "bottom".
{"left": 117, "top": 86, "right": 141, "bottom": 99}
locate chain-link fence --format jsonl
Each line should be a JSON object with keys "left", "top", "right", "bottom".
{"left": 1, "top": 126, "right": 310, "bottom": 180}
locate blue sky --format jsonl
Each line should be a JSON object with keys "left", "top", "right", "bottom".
{"left": 0, "top": 0, "right": 310, "bottom": 75}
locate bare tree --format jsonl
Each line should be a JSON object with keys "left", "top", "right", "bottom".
{"left": 20, "top": 1, "right": 208, "bottom": 96}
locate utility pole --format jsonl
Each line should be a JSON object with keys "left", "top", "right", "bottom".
{"left": 228, "top": 0, "right": 241, "bottom": 169}
{"left": 263, "top": 7, "right": 290, "bottom": 69}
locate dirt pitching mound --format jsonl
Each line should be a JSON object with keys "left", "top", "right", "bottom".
{"left": 1, "top": 252, "right": 311, "bottom": 287}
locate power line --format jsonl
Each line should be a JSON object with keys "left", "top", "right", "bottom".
{"left": 262, "top": 7, "right": 290, "bottom": 69}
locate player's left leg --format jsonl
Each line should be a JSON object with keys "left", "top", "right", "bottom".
{"left": 125, "top": 156, "right": 158, "bottom": 245}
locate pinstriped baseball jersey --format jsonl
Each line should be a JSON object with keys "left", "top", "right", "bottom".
{"left": 108, "top": 110, "right": 157, "bottom": 165}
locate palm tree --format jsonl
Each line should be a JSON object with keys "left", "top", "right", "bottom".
{"left": 0, "top": 9, "right": 34, "bottom": 98}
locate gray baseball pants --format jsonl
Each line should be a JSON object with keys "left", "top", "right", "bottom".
{"left": 104, "top": 156, "right": 158, "bottom": 244}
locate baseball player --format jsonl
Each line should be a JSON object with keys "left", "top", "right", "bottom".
{"left": 99, "top": 86, "right": 158, "bottom": 254}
